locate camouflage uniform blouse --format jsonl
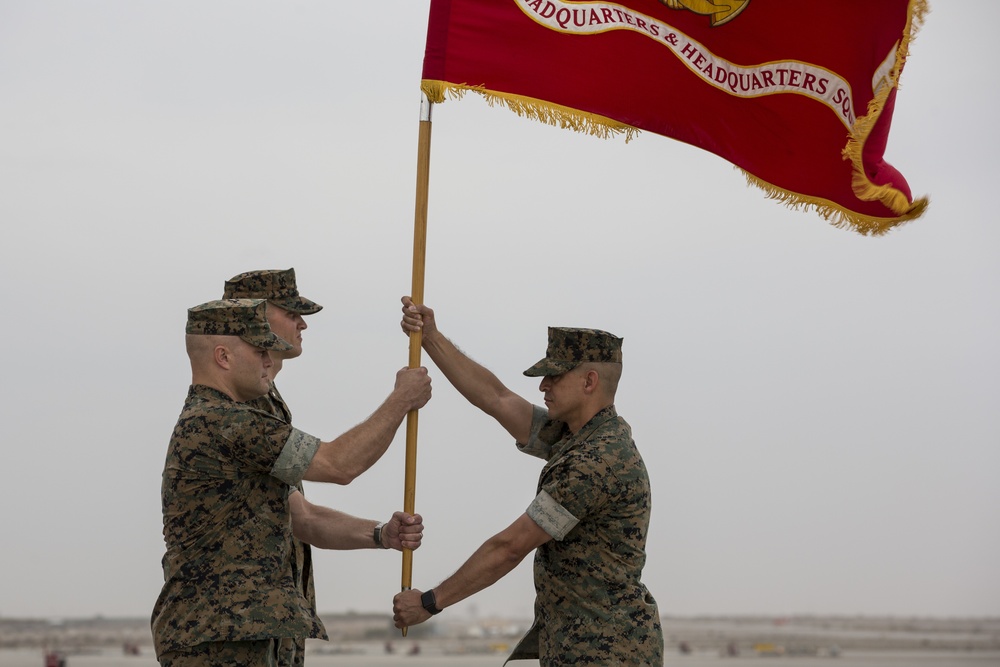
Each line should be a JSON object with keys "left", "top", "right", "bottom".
{"left": 506, "top": 405, "right": 663, "bottom": 666}
{"left": 151, "top": 385, "right": 327, "bottom": 657}
{"left": 248, "top": 382, "right": 321, "bottom": 667}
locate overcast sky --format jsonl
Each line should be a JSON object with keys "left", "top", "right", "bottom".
{"left": 1, "top": 2, "right": 997, "bottom": 622}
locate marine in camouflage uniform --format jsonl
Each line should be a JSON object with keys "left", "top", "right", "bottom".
{"left": 224, "top": 269, "right": 323, "bottom": 667}
{"left": 506, "top": 404, "right": 662, "bottom": 665}
{"left": 223, "top": 269, "right": 429, "bottom": 666}
{"left": 392, "top": 304, "right": 663, "bottom": 666}
{"left": 154, "top": 298, "right": 431, "bottom": 666}
{"left": 152, "top": 300, "right": 327, "bottom": 664}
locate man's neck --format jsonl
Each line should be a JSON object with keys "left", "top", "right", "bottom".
{"left": 567, "top": 401, "right": 613, "bottom": 434}
{"left": 269, "top": 357, "right": 284, "bottom": 381}
{"left": 191, "top": 375, "right": 249, "bottom": 403}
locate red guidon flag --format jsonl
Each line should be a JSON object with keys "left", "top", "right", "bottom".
{"left": 422, "top": 0, "right": 929, "bottom": 235}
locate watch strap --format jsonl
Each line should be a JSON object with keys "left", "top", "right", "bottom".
{"left": 421, "top": 589, "right": 442, "bottom": 615}
{"left": 373, "top": 522, "right": 388, "bottom": 548}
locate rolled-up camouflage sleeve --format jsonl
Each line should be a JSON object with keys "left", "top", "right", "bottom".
{"left": 527, "top": 489, "right": 579, "bottom": 540}
{"left": 516, "top": 405, "right": 567, "bottom": 460}
{"left": 270, "top": 428, "right": 321, "bottom": 487}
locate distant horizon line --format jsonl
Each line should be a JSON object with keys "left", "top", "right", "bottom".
{"left": 3, "top": 611, "right": 998, "bottom": 622}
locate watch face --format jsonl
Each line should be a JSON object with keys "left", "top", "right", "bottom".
{"left": 421, "top": 589, "right": 441, "bottom": 614}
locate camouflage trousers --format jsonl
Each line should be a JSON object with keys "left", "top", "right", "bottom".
{"left": 159, "top": 638, "right": 298, "bottom": 667}
{"left": 290, "top": 637, "right": 306, "bottom": 667}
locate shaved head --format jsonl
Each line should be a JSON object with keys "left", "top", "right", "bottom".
{"left": 186, "top": 333, "right": 229, "bottom": 364}
{"left": 185, "top": 334, "right": 273, "bottom": 402}
{"left": 578, "top": 362, "right": 622, "bottom": 400}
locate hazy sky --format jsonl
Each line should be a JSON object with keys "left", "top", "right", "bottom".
{"left": 1, "top": 2, "right": 997, "bottom": 622}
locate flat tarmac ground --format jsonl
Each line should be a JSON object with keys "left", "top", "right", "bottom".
{"left": 3, "top": 648, "right": 1000, "bottom": 667}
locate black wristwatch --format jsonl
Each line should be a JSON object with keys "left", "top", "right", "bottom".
{"left": 373, "top": 522, "right": 388, "bottom": 549}
{"left": 421, "top": 589, "right": 442, "bottom": 615}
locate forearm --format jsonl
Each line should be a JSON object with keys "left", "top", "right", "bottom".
{"left": 433, "top": 533, "right": 529, "bottom": 611}
{"left": 421, "top": 331, "right": 500, "bottom": 408}
{"left": 432, "top": 512, "right": 551, "bottom": 611}
{"left": 293, "top": 507, "right": 379, "bottom": 550}
{"left": 303, "top": 393, "right": 410, "bottom": 484}
{"left": 422, "top": 330, "right": 532, "bottom": 442}
{"left": 392, "top": 515, "right": 542, "bottom": 629}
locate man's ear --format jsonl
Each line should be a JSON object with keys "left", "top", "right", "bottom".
{"left": 582, "top": 369, "right": 600, "bottom": 394}
{"left": 214, "top": 344, "right": 231, "bottom": 370}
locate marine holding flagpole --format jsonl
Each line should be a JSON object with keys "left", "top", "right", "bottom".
{"left": 394, "top": 299, "right": 664, "bottom": 666}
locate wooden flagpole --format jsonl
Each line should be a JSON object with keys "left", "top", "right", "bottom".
{"left": 401, "top": 92, "right": 433, "bottom": 636}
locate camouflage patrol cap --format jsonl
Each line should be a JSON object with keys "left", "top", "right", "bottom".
{"left": 523, "top": 327, "right": 623, "bottom": 377}
{"left": 186, "top": 299, "right": 293, "bottom": 351}
{"left": 223, "top": 268, "right": 322, "bottom": 315}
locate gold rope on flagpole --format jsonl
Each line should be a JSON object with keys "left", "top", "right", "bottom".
{"left": 401, "top": 92, "right": 433, "bottom": 637}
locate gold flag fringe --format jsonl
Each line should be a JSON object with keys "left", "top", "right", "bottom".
{"left": 421, "top": 81, "right": 640, "bottom": 142}
{"left": 741, "top": 170, "right": 928, "bottom": 237}
{"left": 837, "top": 0, "right": 930, "bottom": 235}
{"left": 422, "top": 0, "right": 930, "bottom": 236}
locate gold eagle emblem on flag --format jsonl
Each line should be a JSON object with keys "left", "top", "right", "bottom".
{"left": 660, "top": 0, "right": 751, "bottom": 26}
